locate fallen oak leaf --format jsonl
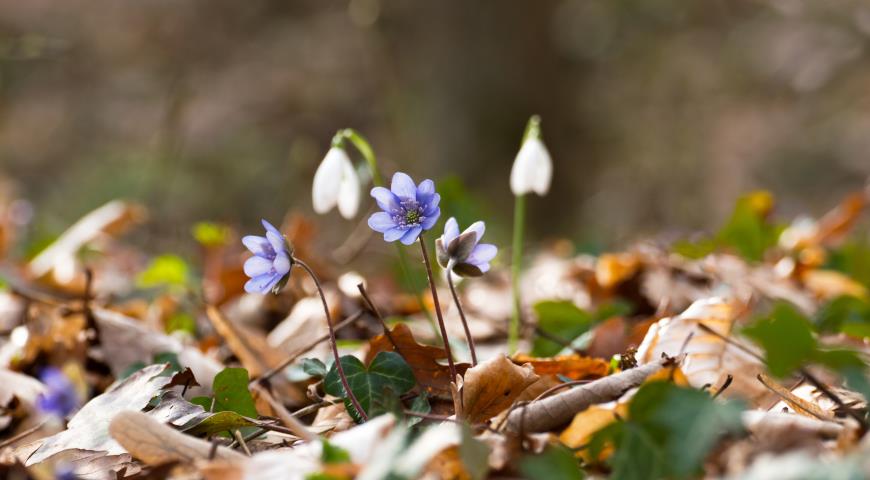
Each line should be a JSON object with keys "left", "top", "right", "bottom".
{"left": 461, "top": 355, "right": 539, "bottom": 424}
{"left": 367, "top": 323, "right": 470, "bottom": 399}
{"left": 505, "top": 356, "right": 673, "bottom": 433}
{"left": 511, "top": 354, "right": 609, "bottom": 380}
{"left": 109, "top": 410, "right": 245, "bottom": 466}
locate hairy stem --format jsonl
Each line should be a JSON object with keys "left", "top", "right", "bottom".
{"left": 295, "top": 259, "right": 368, "bottom": 421}
{"left": 418, "top": 235, "right": 457, "bottom": 381}
{"left": 510, "top": 193, "right": 526, "bottom": 353}
{"left": 446, "top": 266, "right": 478, "bottom": 366}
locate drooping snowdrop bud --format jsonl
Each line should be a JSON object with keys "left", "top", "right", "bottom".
{"left": 312, "top": 144, "right": 361, "bottom": 219}
{"left": 510, "top": 115, "right": 552, "bottom": 196}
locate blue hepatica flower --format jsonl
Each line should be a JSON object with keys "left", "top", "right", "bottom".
{"left": 36, "top": 367, "right": 79, "bottom": 418}
{"left": 368, "top": 172, "right": 441, "bottom": 245}
{"left": 435, "top": 217, "right": 498, "bottom": 277}
{"left": 242, "top": 219, "right": 293, "bottom": 294}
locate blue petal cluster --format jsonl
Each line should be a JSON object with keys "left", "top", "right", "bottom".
{"left": 242, "top": 219, "right": 293, "bottom": 294}
{"left": 36, "top": 367, "right": 79, "bottom": 418}
{"left": 368, "top": 172, "right": 441, "bottom": 245}
{"left": 437, "top": 218, "right": 498, "bottom": 275}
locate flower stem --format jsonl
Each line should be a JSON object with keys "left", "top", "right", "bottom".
{"left": 341, "top": 128, "right": 440, "bottom": 341}
{"left": 418, "top": 235, "right": 457, "bottom": 381}
{"left": 294, "top": 258, "right": 368, "bottom": 421}
{"left": 510, "top": 193, "right": 526, "bottom": 354}
{"left": 446, "top": 266, "right": 478, "bottom": 366}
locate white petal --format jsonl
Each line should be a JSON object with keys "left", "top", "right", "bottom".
{"left": 312, "top": 147, "right": 349, "bottom": 214}
{"left": 510, "top": 138, "right": 552, "bottom": 196}
{"left": 337, "top": 158, "right": 361, "bottom": 219}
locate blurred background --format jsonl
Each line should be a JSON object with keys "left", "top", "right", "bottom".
{"left": 2, "top": 0, "right": 870, "bottom": 257}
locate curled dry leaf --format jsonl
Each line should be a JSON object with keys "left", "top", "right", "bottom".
{"left": 595, "top": 252, "right": 640, "bottom": 289}
{"left": 109, "top": 410, "right": 245, "bottom": 466}
{"left": 511, "top": 353, "right": 609, "bottom": 380}
{"left": 635, "top": 297, "right": 772, "bottom": 405}
{"left": 461, "top": 355, "right": 539, "bottom": 424}
{"left": 505, "top": 356, "right": 670, "bottom": 433}
{"left": 367, "top": 323, "right": 470, "bottom": 399}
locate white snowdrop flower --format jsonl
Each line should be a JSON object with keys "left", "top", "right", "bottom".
{"left": 509, "top": 116, "right": 552, "bottom": 196}
{"left": 312, "top": 146, "right": 361, "bottom": 219}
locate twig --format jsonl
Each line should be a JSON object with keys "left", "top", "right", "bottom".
{"left": 251, "top": 310, "right": 363, "bottom": 386}
{"left": 0, "top": 420, "right": 47, "bottom": 449}
{"left": 712, "top": 374, "right": 733, "bottom": 399}
{"left": 356, "top": 283, "right": 401, "bottom": 353}
{"left": 232, "top": 430, "right": 251, "bottom": 456}
{"left": 251, "top": 383, "right": 317, "bottom": 442}
{"left": 291, "top": 400, "right": 338, "bottom": 418}
{"left": 800, "top": 368, "right": 867, "bottom": 431}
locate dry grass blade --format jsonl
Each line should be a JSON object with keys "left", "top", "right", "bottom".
{"left": 505, "top": 357, "right": 671, "bottom": 433}
{"left": 756, "top": 373, "right": 834, "bottom": 421}
{"left": 110, "top": 411, "right": 246, "bottom": 465}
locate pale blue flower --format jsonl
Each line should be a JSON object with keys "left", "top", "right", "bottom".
{"left": 368, "top": 172, "right": 441, "bottom": 245}
{"left": 242, "top": 220, "right": 293, "bottom": 294}
{"left": 36, "top": 367, "right": 79, "bottom": 418}
{"left": 436, "top": 217, "right": 497, "bottom": 277}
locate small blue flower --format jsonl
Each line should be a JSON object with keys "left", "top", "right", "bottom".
{"left": 242, "top": 219, "right": 293, "bottom": 294}
{"left": 36, "top": 367, "right": 79, "bottom": 418}
{"left": 435, "top": 217, "right": 497, "bottom": 277}
{"left": 368, "top": 172, "right": 441, "bottom": 245}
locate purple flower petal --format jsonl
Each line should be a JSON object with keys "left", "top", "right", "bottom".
{"left": 242, "top": 235, "right": 274, "bottom": 258}
{"left": 371, "top": 187, "right": 401, "bottom": 212}
{"left": 422, "top": 194, "right": 440, "bottom": 216}
{"left": 245, "top": 273, "right": 280, "bottom": 294}
{"left": 261, "top": 219, "right": 282, "bottom": 239}
{"left": 416, "top": 179, "right": 436, "bottom": 204}
{"left": 467, "top": 243, "right": 497, "bottom": 265}
{"left": 244, "top": 256, "right": 274, "bottom": 277}
{"left": 390, "top": 172, "right": 417, "bottom": 199}
{"left": 399, "top": 225, "right": 423, "bottom": 245}
{"left": 464, "top": 221, "right": 485, "bottom": 242}
{"left": 477, "top": 262, "right": 491, "bottom": 273}
{"left": 368, "top": 212, "right": 396, "bottom": 233}
{"left": 421, "top": 213, "right": 439, "bottom": 230}
{"left": 273, "top": 251, "right": 292, "bottom": 276}
{"left": 443, "top": 218, "right": 459, "bottom": 245}
{"left": 383, "top": 227, "right": 407, "bottom": 242}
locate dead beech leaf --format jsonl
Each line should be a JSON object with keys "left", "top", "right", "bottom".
{"left": 595, "top": 253, "right": 640, "bottom": 289}
{"left": 559, "top": 404, "right": 625, "bottom": 461}
{"left": 585, "top": 316, "right": 655, "bottom": 361}
{"left": 367, "top": 323, "right": 470, "bottom": 399}
{"left": 110, "top": 410, "right": 245, "bottom": 465}
{"left": 28, "top": 200, "right": 145, "bottom": 290}
{"left": 461, "top": 355, "right": 538, "bottom": 424}
{"left": 512, "top": 354, "right": 609, "bottom": 381}
{"left": 800, "top": 269, "right": 867, "bottom": 300}
{"left": 27, "top": 364, "right": 173, "bottom": 465}
{"left": 205, "top": 305, "right": 285, "bottom": 378}
{"left": 635, "top": 297, "right": 771, "bottom": 405}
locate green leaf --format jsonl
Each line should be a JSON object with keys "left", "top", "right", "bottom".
{"left": 323, "top": 352, "right": 416, "bottom": 423}
{"left": 671, "top": 239, "right": 717, "bottom": 260}
{"left": 827, "top": 239, "right": 870, "bottom": 289}
{"left": 532, "top": 301, "right": 593, "bottom": 357}
{"left": 407, "top": 393, "right": 431, "bottom": 427}
{"left": 519, "top": 445, "right": 584, "bottom": 480}
{"left": 153, "top": 352, "right": 182, "bottom": 375}
{"left": 743, "top": 303, "right": 817, "bottom": 377}
{"left": 716, "top": 191, "right": 778, "bottom": 262}
{"left": 815, "top": 295, "right": 870, "bottom": 336}
{"left": 595, "top": 382, "right": 744, "bottom": 479}
{"left": 302, "top": 358, "right": 328, "bottom": 378}
{"left": 212, "top": 368, "right": 258, "bottom": 418}
{"left": 166, "top": 312, "right": 197, "bottom": 335}
{"left": 190, "top": 396, "right": 212, "bottom": 411}
{"left": 192, "top": 221, "right": 230, "bottom": 247}
{"left": 137, "top": 254, "right": 190, "bottom": 289}
{"left": 321, "top": 440, "right": 351, "bottom": 464}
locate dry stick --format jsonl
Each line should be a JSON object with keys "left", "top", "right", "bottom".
{"left": 446, "top": 266, "right": 478, "bottom": 366}
{"left": 252, "top": 311, "right": 362, "bottom": 386}
{"left": 356, "top": 283, "right": 401, "bottom": 353}
{"left": 756, "top": 373, "right": 832, "bottom": 421}
{"left": 251, "top": 383, "right": 317, "bottom": 442}
{"left": 232, "top": 430, "right": 252, "bottom": 456}
{"left": 418, "top": 235, "right": 457, "bottom": 382}
{"left": 697, "top": 322, "right": 868, "bottom": 430}
{"left": 291, "top": 400, "right": 339, "bottom": 418}
{"left": 295, "top": 258, "right": 368, "bottom": 422}
{"left": 505, "top": 357, "right": 673, "bottom": 433}
{"left": 712, "top": 374, "right": 734, "bottom": 399}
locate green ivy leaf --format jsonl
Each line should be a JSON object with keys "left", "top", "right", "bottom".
{"left": 827, "top": 239, "right": 870, "bottom": 290}
{"left": 519, "top": 445, "right": 584, "bottom": 480}
{"left": 407, "top": 393, "right": 431, "bottom": 427}
{"left": 532, "top": 301, "right": 593, "bottom": 357}
{"left": 742, "top": 303, "right": 817, "bottom": 377}
{"left": 212, "top": 368, "right": 258, "bottom": 418}
{"left": 302, "top": 358, "right": 328, "bottom": 378}
{"left": 815, "top": 295, "right": 870, "bottom": 336}
{"left": 323, "top": 352, "right": 416, "bottom": 423}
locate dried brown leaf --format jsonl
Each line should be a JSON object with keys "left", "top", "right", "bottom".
{"left": 461, "top": 355, "right": 538, "bottom": 424}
